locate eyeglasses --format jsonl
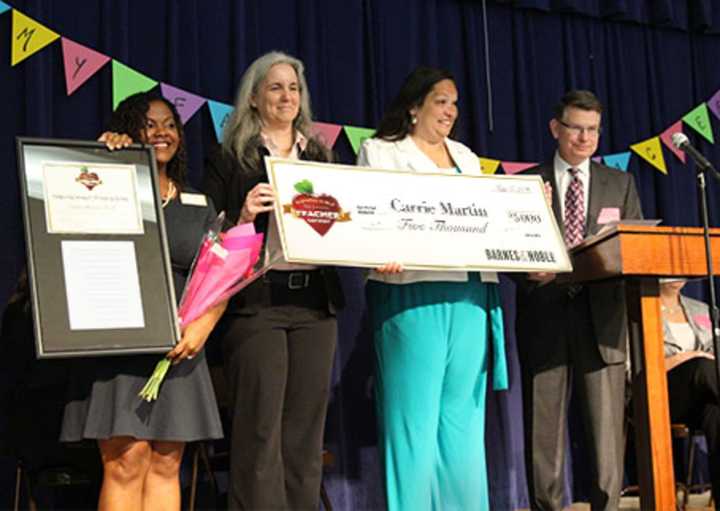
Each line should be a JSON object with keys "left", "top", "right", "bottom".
{"left": 558, "top": 119, "right": 602, "bottom": 137}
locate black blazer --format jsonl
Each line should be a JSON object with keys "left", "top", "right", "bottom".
{"left": 203, "top": 139, "right": 345, "bottom": 314}
{"left": 514, "top": 161, "right": 643, "bottom": 369}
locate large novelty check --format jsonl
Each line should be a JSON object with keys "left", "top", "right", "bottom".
{"left": 265, "top": 157, "right": 571, "bottom": 273}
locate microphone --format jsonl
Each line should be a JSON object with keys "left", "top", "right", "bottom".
{"left": 672, "top": 132, "right": 715, "bottom": 171}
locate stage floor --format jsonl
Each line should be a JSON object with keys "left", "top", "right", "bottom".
{"left": 517, "top": 492, "right": 714, "bottom": 511}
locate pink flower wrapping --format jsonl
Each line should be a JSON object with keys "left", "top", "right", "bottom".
{"left": 177, "top": 223, "right": 264, "bottom": 326}
{"left": 140, "top": 220, "right": 264, "bottom": 402}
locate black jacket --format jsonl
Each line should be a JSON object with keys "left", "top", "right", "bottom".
{"left": 202, "top": 139, "right": 345, "bottom": 314}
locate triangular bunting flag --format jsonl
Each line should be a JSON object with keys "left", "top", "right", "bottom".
{"left": 0, "top": 2, "right": 11, "bottom": 15}
{"left": 683, "top": 103, "right": 714, "bottom": 144}
{"left": 207, "top": 100, "right": 234, "bottom": 142}
{"left": 479, "top": 157, "right": 501, "bottom": 175}
{"left": 344, "top": 126, "right": 375, "bottom": 155}
{"left": 707, "top": 89, "right": 720, "bottom": 122}
{"left": 61, "top": 38, "right": 110, "bottom": 95}
{"left": 11, "top": 10, "right": 60, "bottom": 66}
{"left": 310, "top": 122, "right": 342, "bottom": 149}
{"left": 160, "top": 83, "right": 207, "bottom": 125}
{"left": 602, "top": 152, "right": 632, "bottom": 172}
{"left": 659, "top": 121, "right": 686, "bottom": 163}
{"left": 630, "top": 136, "right": 667, "bottom": 174}
{"left": 112, "top": 60, "right": 157, "bottom": 110}
{"left": 592, "top": 156, "right": 602, "bottom": 163}
{"left": 501, "top": 161, "right": 536, "bottom": 175}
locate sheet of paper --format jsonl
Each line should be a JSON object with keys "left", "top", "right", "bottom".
{"left": 43, "top": 161, "right": 144, "bottom": 234}
{"left": 61, "top": 241, "right": 145, "bottom": 330}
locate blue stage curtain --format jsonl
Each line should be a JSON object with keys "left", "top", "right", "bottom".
{"left": 3, "top": 1, "right": 720, "bottom": 509}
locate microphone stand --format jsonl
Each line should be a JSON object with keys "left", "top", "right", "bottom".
{"left": 692, "top": 160, "right": 720, "bottom": 388}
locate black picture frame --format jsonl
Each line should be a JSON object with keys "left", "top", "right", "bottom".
{"left": 16, "top": 137, "right": 180, "bottom": 358}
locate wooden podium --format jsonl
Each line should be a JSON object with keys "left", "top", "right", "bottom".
{"left": 570, "top": 225, "right": 720, "bottom": 510}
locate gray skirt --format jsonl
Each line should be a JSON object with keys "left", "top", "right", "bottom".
{"left": 60, "top": 350, "right": 222, "bottom": 442}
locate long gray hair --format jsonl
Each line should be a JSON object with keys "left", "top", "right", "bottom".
{"left": 222, "top": 51, "right": 315, "bottom": 171}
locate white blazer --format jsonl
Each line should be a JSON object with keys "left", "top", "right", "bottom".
{"left": 357, "top": 135, "right": 499, "bottom": 285}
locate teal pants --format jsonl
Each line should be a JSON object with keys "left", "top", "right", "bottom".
{"left": 367, "top": 278, "right": 507, "bottom": 511}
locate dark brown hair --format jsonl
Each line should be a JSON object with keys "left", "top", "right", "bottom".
{"left": 374, "top": 66, "right": 456, "bottom": 141}
{"left": 553, "top": 89, "right": 603, "bottom": 120}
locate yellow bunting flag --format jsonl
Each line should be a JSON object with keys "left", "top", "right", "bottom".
{"left": 630, "top": 136, "right": 667, "bottom": 174}
{"left": 479, "top": 157, "right": 501, "bottom": 175}
{"left": 11, "top": 10, "right": 60, "bottom": 66}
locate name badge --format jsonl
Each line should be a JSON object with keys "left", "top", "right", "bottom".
{"left": 179, "top": 193, "right": 208, "bottom": 207}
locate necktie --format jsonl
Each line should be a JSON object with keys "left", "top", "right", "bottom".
{"left": 563, "top": 168, "right": 585, "bottom": 248}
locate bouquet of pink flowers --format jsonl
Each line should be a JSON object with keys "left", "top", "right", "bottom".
{"left": 139, "top": 214, "right": 265, "bottom": 401}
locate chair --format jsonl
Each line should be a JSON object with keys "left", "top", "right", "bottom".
{"left": 320, "top": 449, "right": 335, "bottom": 511}
{"left": 12, "top": 442, "right": 99, "bottom": 511}
{"left": 671, "top": 424, "right": 713, "bottom": 510}
{"left": 188, "top": 441, "right": 224, "bottom": 511}
{"left": 187, "top": 363, "right": 230, "bottom": 510}
{"left": 622, "top": 422, "right": 713, "bottom": 510}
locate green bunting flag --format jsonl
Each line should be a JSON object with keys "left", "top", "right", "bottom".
{"left": 343, "top": 126, "right": 375, "bottom": 155}
{"left": 683, "top": 103, "right": 714, "bottom": 144}
{"left": 112, "top": 60, "right": 157, "bottom": 110}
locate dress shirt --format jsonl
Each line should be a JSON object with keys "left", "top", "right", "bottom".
{"left": 260, "top": 131, "right": 317, "bottom": 271}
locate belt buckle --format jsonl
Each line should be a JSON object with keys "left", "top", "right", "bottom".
{"left": 288, "top": 272, "right": 310, "bottom": 290}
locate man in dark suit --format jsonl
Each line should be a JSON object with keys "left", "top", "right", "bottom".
{"left": 516, "top": 90, "right": 643, "bottom": 510}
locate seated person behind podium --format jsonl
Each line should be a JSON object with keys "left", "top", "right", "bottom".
{"left": 60, "top": 91, "right": 225, "bottom": 511}
{"left": 661, "top": 278, "right": 720, "bottom": 501}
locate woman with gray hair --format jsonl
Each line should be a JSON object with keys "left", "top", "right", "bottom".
{"left": 203, "top": 51, "right": 344, "bottom": 510}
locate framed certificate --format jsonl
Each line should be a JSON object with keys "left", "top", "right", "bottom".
{"left": 265, "top": 157, "right": 572, "bottom": 273}
{"left": 16, "top": 137, "right": 180, "bottom": 358}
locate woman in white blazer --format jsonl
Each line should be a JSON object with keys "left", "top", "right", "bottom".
{"left": 357, "top": 66, "right": 507, "bottom": 511}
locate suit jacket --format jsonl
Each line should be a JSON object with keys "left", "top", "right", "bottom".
{"left": 515, "top": 161, "right": 643, "bottom": 370}
{"left": 203, "top": 139, "right": 345, "bottom": 314}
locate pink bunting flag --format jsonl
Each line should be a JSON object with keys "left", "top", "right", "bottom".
{"left": 659, "top": 121, "right": 686, "bottom": 163}
{"left": 160, "top": 83, "right": 207, "bottom": 125}
{"left": 61, "top": 38, "right": 110, "bottom": 95}
{"left": 592, "top": 156, "right": 602, "bottom": 163}
{"left": 309, "top": 122, "right": 342, "bottom": 149}
{"left": 502, "top": 161, "right": 537, "bottom": 175}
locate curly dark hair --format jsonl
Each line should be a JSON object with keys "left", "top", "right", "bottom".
{"left": 108, "top": 91, "right": 187, "bottom": 189}
{"left": 374, "top": 66, "right": 456, "bottom": 142}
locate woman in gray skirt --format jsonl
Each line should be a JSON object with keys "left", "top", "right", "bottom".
{"left": 60, "top": 91, "right": 225, "bottom": 511}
